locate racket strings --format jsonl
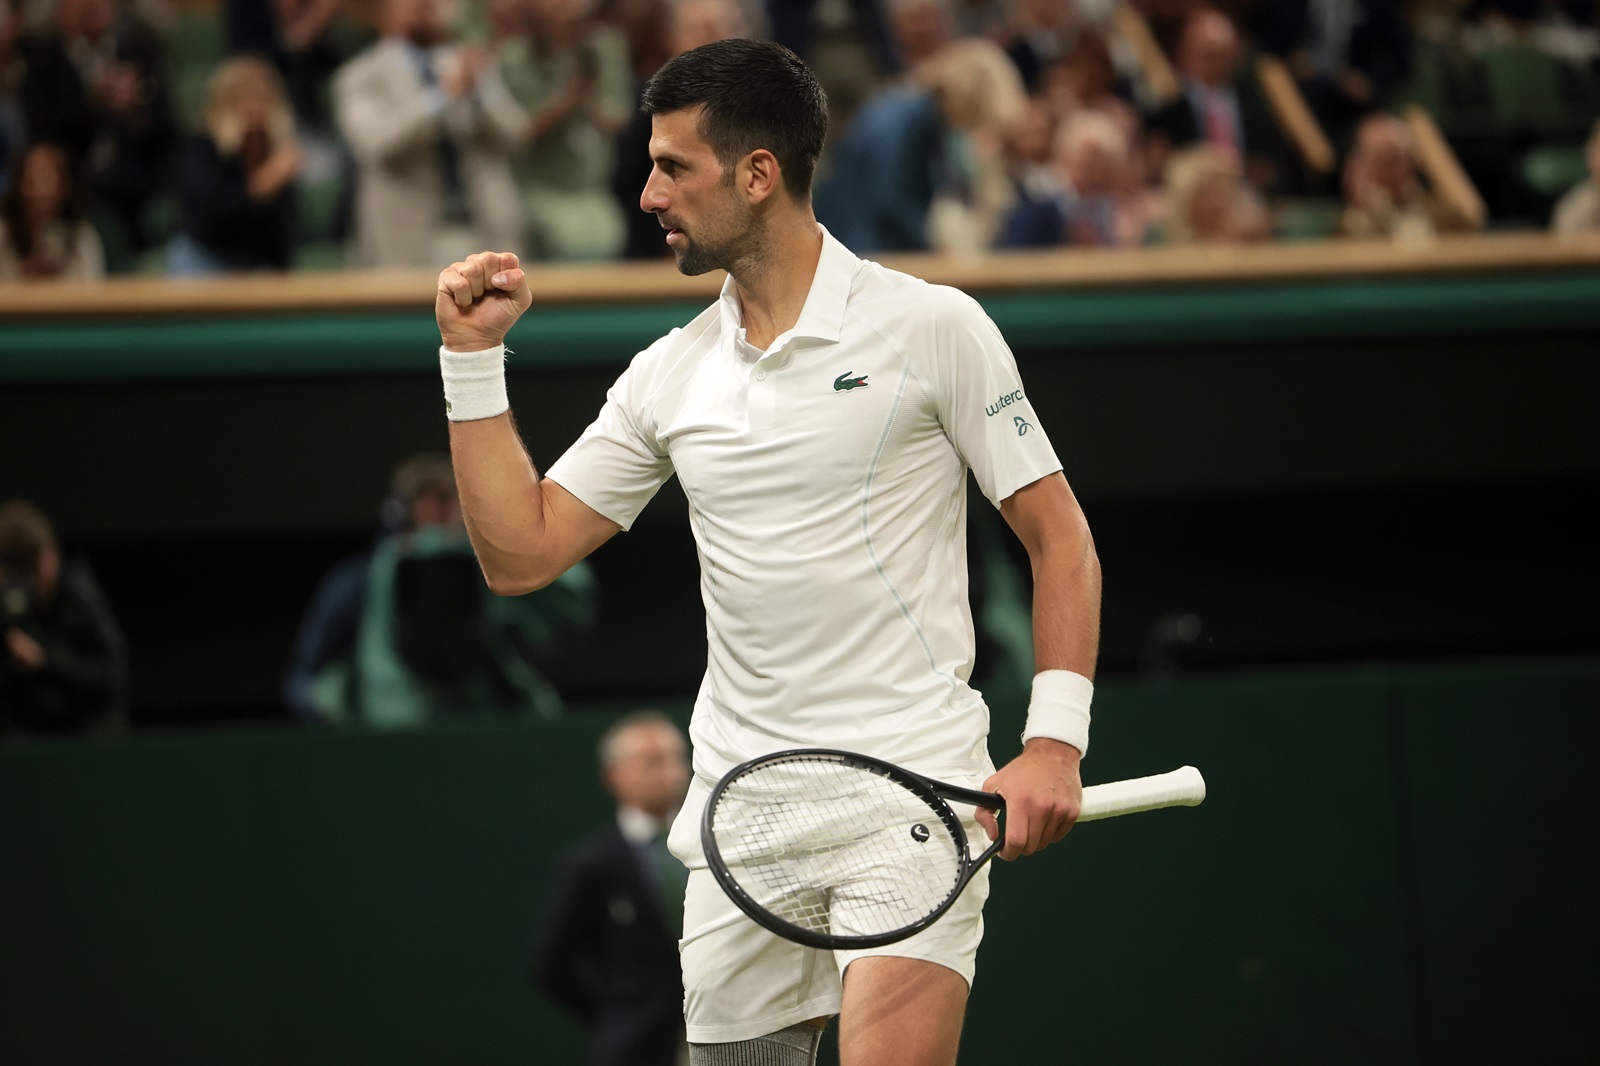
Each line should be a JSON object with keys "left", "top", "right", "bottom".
{"left": 711, "top": 757, "right": 964, "bottom": 939}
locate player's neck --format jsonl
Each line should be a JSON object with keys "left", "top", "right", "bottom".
{"left": 730, "top": 216, "right": 824, "bottom": 352}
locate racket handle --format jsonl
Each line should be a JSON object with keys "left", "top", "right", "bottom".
{"left": 1078, "top": 766, "right": 1206, "bottom": 822}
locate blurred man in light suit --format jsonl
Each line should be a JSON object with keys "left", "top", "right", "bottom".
{"left": 334, "top": 0, "right": 524, "bottom": 267}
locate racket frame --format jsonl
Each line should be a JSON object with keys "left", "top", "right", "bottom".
{"left": 701, "top": 747, "right": 1007, "bottom": 951}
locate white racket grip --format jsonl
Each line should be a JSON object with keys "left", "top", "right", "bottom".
{"left": 1078, "top": 766, "right": 1206, "bottom": 823}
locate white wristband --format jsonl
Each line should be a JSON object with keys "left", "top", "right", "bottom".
{"left": 440, "top": 344, "right": 510, "bottom": 422}
{"left": 1021, "top": 669, "right": 1092, "bottom": 756}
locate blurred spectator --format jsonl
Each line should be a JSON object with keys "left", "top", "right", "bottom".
{"left": 1039, "top": 27, "right": 1120, "bottom": 113}
{"left": 614, "top": 0, "right": 753, "bottom": 259}
{"left": 168, "top": 55, "right": 300, "bottom": 274}
{"left": 1, "top": 0, "right": 24, "bottom": 182}
{"left": 17, "top": 0, "right": 176, "bottom": 250}
{"left": 0, "top": 141, "right": 105, "bottom": 279}
{"left": 884, "top": 0, "right": 956, "bottom": 74}
{"left": 1551, "top": 119, "right": 1600, "bottom": 235}
{"left": 1001, "top": 107, "right": 1148, "bottom": 246}
{"left": 334, "top": 0, "right": 524, "bottom": 268}
{"left": 1252, "top": 0, "right": 1411, "bottom": 140}
{"left": 999, "top": 0, "right": 1078, "bottom": 91}
{"left": 817, "top": 36, "right": 1025, "bottom": 252}
{"left": 1159, "top": 142, "right": 1271, "bottom": 242}
{"left": 0, "top": 499, "right": 128, "bottom": 736}
{"left": 535, "top": 710, "right": 691, "bottom": 1066}
{"left": 284, "top": 453, "right": 599, "bottom": 728}
{"left": 1340, "top": 111, "right": 1478, "bottom": 239}
{"left": 225, "top": 0, "right": 349, "bottom": 127}
{"left": 500, "top": 0, "right": 633, "bottom": 261}
{"left": 1146, "top": 7, "right": 1288, "bottom": 193}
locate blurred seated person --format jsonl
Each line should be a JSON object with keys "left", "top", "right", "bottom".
{"left": 17, "top": 0, "right": 176, "bottom": 251}
{"left": 1039, "top": 29, "right": 1124, "bottom": 116}
{"left": 0, "top": 141, "right": 105, "bottom": 279}
{"left": 168, "top": 56, "right": 301, "bottom": 275}
{"left": 1157, "top": 142, "right": 1270, "bottom": 243}
{"left": 0, "top": 499, "right": 128, "bottom": 735}
{"left": 284, "top": 454, "right": 599, "bottom": 728}
{"left": 1145, "top": 7, "right": 1288, "bottom": 194}
{"left": 816, "top": 37, "right": 1026, "bottom": 253}
{"left": 998, "top": 0, "right": 1078, "bottom": 92}
{"left": 1000, "top": 108, "right": 1149, "bottom": 247}
{"left": 334, "top": 0, "right": 525, "bottom": 268}
{"left": 225, "top": 0, "right": 351, "bottom": 128}
{"left": 1339, "top": 112, "right": 1479, "bottom": 239}
{"left": 1, "top": 0, "right": 24, "bottom": 176}
{"left": 535, "top": 710, "right": 691, "bottom": 1066}
{"left": 1552, "top": 119, "right": 1600, "bottom": 236}
{"left": 499, "top": 0, "right": 633, "bottom": 261}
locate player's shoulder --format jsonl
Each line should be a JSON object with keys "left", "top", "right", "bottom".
{"left": 622, "top": 301, "right": 722, "bottom": 381}
{"left": 850, "top": 258, "right": 993, "bottom": 331}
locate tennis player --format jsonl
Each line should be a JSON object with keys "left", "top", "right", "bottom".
{"left": 435, "top": 39, "right": 1100, "bottom": 1066}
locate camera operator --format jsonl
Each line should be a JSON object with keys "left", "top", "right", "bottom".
{"left": 0, "top": 499, "right": 128, "bottom": 735}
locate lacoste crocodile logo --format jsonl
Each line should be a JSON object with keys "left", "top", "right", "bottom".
{"left": 833, "top": 371, "right": 869, "bottom": 392}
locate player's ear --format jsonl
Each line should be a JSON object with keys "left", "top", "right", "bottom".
{"left": 740, "top": 149, "right": 782, "bottom": 206}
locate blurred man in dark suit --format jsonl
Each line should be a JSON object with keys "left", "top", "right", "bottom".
{"left": 1145, "top": 7, "right": 1290, "bottom": 194}
{"left": 536, "top": 710, "right": 691, "bottom": 1066}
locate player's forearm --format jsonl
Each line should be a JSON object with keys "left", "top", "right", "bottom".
{"left": 1029, "top": 517, "right": 1101, "bottom": 681}
{"left": 448, "top": 413, "right": 565, "bottom": 595}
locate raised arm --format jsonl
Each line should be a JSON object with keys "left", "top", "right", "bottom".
{"left": 978, "top": 471, "right": 1102, "bottom": 860}
{"left": 437, "top": 251, "right": 622, "bottom": 595}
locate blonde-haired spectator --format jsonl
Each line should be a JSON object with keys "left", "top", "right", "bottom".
{"left": 1551, "top": 121, "right": 1600, "bottom": 237}
{"left": 1340, "top": 113, "right": 1477, "bottom": 241}
{"left": 1160, "top": 143, "right": 1270, "bottom": 244}
{"left": 167, "top": 55, "right": 301, "bottom": 274}
{"left": 0, "top": 141, "right": 104, "bottom": 280}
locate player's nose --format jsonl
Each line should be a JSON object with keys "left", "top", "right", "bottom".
{"left": 640, "top": 167, "right": 669, "bottom": 215}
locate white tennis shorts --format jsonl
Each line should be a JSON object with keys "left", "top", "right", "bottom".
{"left": 668, "top": 771, "right": 993, "bottom": 1044}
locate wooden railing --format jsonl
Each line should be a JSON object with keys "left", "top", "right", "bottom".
{"left": 3, "top": 232, "right": 1599, "bottom": 321}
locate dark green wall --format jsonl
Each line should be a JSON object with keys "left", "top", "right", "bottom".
{"left": 3, "top": 658, "right": 1595, "bottom": 1064}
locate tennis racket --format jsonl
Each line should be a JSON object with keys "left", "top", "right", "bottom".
{"left": 702, "top": 748, "right": 1205, "bottom": 950}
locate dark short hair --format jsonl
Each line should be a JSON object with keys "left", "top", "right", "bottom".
{"left": 641, "top": 38, "right": 828, "bottom": 199}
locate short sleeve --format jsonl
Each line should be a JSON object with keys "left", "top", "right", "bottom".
{"left": 544, "top": 354, "right": 675, "bottom": 531}
{"left": 929, "top": 290, "right": 1063, "bottom": 506}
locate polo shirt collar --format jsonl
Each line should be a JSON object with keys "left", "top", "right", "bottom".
{"left": 717, "top": 224, "right": 859, "bottom": 347}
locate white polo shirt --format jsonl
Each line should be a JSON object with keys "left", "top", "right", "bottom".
{"left": 545, "top": 228, "right": 1063, "bottom": 786}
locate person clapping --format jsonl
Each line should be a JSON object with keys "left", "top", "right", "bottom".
{"left": 167, "top": 55, "right": 301, "bottom": 274}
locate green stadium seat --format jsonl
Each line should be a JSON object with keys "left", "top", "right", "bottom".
{"left": 167, "top": 5, "right": 228, "bottom": 132}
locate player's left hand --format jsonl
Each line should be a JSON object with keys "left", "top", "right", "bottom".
{"left": 977, "top": 738, "right": 1082, "bottom": 861}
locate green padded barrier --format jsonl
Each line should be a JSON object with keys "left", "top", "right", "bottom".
{"left": 4, "top": 273, "right": 1600, "bottom": 383}
{"left": 3, "top": 660, "right": 1595, "bottom": 1065}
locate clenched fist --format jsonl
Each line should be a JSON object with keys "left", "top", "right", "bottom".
{"left": 436, "top": 251, "right": 533, "bottom": 352}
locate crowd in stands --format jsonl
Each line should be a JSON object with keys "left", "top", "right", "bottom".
{"left": 2, "top": 0, "right": 1599, "bottom": 278}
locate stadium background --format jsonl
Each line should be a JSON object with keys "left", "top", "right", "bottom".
{"left": 4, "top": 244, "right": 1597, "bottom": 1063}
{"left": 4, "top": 0, "right": 1600, "bottom": 1061}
